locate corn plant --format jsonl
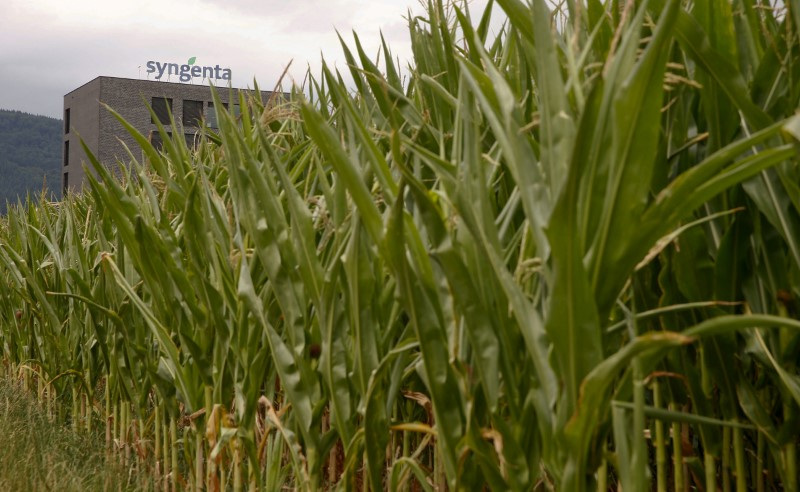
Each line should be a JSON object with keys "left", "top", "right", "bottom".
{"left": 1, "top": 0, "right": 799, "bottom": 490}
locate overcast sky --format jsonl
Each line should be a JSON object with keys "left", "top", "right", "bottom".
{"left": 0, "top": 0, "right": 497, "bottom": 119}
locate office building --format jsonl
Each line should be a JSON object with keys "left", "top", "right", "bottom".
{"left": 62, "top": 76, "right": 277, "bottom": 193}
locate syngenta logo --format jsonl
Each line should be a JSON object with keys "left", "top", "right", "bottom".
{"left": 145, "top": 57, "right": 232, "bottom": 83}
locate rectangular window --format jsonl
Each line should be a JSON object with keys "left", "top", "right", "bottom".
{"left": 151, "top": 97, "right": 173, "bottom": 124}
{"left": 149, "top": 131, "right": 172, "bottom": 152}
{"left": 184, "top": 133, "right": 198, "bottom": 149}
{"left": 183, "top": 100, "right": 203, "bottom": 127}
{"left": 150, "top": 132, "right": 161, "bottom": 151}
{"left": 205, "top": 101, "right": 229, "bottom": 129}
{"left": 206, "top": 102, "right": 218, "bottom": 129}
{"left": 63, "top": 172, "right": 69, "bottom": 196}
{"left": 64, "top": 108, "right": 70, "bottom": 134}
{"left": 64, "top": 140, "right": 69, "bottom": 167}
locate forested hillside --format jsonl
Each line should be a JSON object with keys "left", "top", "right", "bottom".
{"left": 0, "top": 109, "right": 61, "bottom": 212}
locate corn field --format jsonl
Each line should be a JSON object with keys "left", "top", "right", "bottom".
{"left": 2, "top": 0, "right": 800, "bottom": 490}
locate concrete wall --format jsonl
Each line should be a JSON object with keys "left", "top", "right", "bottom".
{"left": 63, "top": 78, "right": 101, "bottom": 193}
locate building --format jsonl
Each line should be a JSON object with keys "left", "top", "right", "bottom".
{"left": 62, "top": 76, "right": 278, "bottom": 193}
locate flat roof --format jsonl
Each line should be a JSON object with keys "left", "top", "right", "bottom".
{"left": 64, "top": 75, "right": 272, "bottom": 98}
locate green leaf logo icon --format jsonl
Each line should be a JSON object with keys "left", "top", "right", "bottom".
{"left": 188, "top": 57, "right": 196, "bottom": 65}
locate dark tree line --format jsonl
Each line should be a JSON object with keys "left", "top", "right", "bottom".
{"left": 0, "top": 109, "right": 62, "bottom": 214}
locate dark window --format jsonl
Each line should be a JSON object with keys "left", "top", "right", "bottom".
{"left": 205, "top": 102, "right": 228, "bottom": 129}
{"left": 206, "top": 102, "right": 218, "bottom": 129}
{"left": 183, "top": 100, "right": 203, "bottom": 127}
{"left": 151, "top": 97, "right": 173, "bottom": 124}
{"left": 150, "top": 131, "right": 172, "bottom": 152}
{"left": 150, "top": 132, "right": 162, "bottom": 151}
{"left": 64, "top": 141, "right": 69, "bottom": 167}
{"left": 64, "top": 108, "right": 70, "bottom": 134}
{"left": 184, "top": 133, "right": 198, "bottom": 149}
{"left": 63, "top": 172, "right": 69, "bottom": 196}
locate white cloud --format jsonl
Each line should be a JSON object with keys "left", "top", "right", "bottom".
{"left": 0, "top": 0, "right": 497, "bottom": 117}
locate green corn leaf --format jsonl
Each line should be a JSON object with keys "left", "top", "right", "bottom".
{"left": 384, "top": 181, "right": 465, "bottom": 486}
{"left": 587, "top": 0, "right": 680, "bottom": 315}
{"left": 300, "top": 100, "right": 384, "bottom": 245}
{"left": 673, "top": 9, "right": 771, "bottom": 129}
{"left": 612, "top": 401, "right": 757, "bottom": 430}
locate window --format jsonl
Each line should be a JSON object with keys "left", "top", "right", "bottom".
{"left": 150, "top": 131, "right": 162, "bottom": 151}
{"left": 63, "top": 172, "right": 69, "bottom": 196}
{"left": 150, "top": 131, "right": 172, "bottom": 152}
{"left": 183, "top": 100, "right": 203, "bottom": 127}
{"left": 184, "top": 133, "right": 199, "bottom": 149}
{"left": 206, "top": 102, "right": 218, "bottom": 129}
{"left": 205, "top": 102, "right": 228, "bottom": 129}
{"left": 64, "top": 108, "right": 70, "bottom": 134}
{"left": 64, "top": 141, "right": 69, "bottom": 167}
{"left": 151, "top": 97, "right": 173, "bottom": 124}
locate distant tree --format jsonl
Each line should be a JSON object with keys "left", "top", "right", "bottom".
{"left": 0, "top": 109, "right": 61, "bottom": 213}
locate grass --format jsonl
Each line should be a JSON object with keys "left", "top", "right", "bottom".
{"left": 0, "top": 375, "right": 148, "bottom": 491}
